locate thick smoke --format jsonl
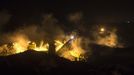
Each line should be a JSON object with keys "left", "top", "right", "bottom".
{"left": 0, "top": 10, "right": 11, "bottom": 27}
{"left": 41, "top": 14, "right": 65, "bottom": 41}
{"left": 68, "top": 12, "right": 91, "bottom": 54}
{"left": 68, "top": 12, "right": 83, "bottom": 24}
{"left": 68, "top": 12, "right": 86, "bottom": 33}
{"left": 0, "top": 12, "right": 123, "bottom": 61}
{"left": 0, "top": 14, "right": 68, "bottom": 56}
{"left": 0, "top": 14, "right": 64, "bottom": 44}
{"left": 90, "top": 25, "right": 122, "bottom": 48}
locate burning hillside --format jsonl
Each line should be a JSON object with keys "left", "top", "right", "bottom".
{"left": 0, "top": 30, "right": 87, "bottom": 61}
{"left": 0, "top": 14, "right": 124, "bottom": 62}
{"left": 92, "top": 25, "right": 123, "bottom": 48}
{"left": 0, "top": 24, "right": 124, "bottom": 61}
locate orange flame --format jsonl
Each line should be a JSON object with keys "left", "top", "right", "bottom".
{"left": 0, "top": 34, "right": 86, "bottom": 61}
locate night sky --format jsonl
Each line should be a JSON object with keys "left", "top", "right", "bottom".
{"left": 1, "top": 0, "right": 134, "bottom": 23}
{"left": 0, "top": 0, "right": 134, "bottom": 46}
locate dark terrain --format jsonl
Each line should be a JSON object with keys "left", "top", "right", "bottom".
{"left": 0, "top": 45, "right": 134, "bottom": 75}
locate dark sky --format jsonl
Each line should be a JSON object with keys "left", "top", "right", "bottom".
{"left": 0, "top": 0, "right": 133, "bottom": 27}
{"left": 0, "top": 0, "right": 134, "bottom": 19}
{"left": 0, "top": 0, "right": 133, "bottom": 24}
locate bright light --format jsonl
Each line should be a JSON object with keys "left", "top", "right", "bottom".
{"left": 70, "top": 35, "right": 74, "bottom": 39}
{"left": 100, "top": 28, "right": 105, "bottom": 32}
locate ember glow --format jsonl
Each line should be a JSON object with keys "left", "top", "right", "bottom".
{"left": 60, "top": 37, "right": 85, "bottom": 61}
{"left": 0, "top": 23, "right": 123, "bottom": 61}
{"left": 55, "top": 40, "right": 65, "bottom": 51}
{"left": 100, "top": 28, "right": 105, "bottom": 32}
{"left": 97, "top": 31, "right": 118, "bottom": 47}
{"left": 99, "top": 27, "right": 105, "bottom": 34}
{"left": 33, "top": 41, "right": 49, "bottom": 52}
{"left": 94, "top": 26, "right": 118, "bottom": 47}
{"left": 0, "top": 33, "right": 86, "bottom": 61}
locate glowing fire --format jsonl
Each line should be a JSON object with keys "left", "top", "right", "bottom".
{"left": 60, "top": 38, "right": 85, "bottom": 61}
{"left": 95, "top": 27, "right": 118, "bottom": 47}
{"left": 0, "top": 34, "right": 85, "bottom": 61}
{"left": 55, "top": 40, "right": 65, "bottom": 51}
{"left": 29, "top": 41, "right": 49, "bottom": 52}
{"left": 97, "top": 32, "right": 118, "bottom": 47}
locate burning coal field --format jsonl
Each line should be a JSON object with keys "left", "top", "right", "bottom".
{"left": 0, "top": 0, "right": 134, "bottom": 75}
{"left": 0, "top": 13, "right": 133, "bottom": 75}
{"left": 0, "top": 24, "right": 133, "bottom": 75}
{"left": 0, "top": 32, "right": 87, "bottom": 61}
{"left": 0, "top": 23, "right": 122, "bottom": 61}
